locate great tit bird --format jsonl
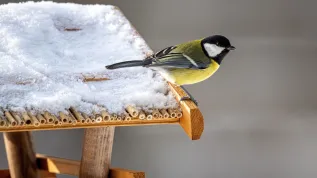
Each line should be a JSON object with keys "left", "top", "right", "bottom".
{"left": 105, "top": 35, "right": 235, "bottom": 105}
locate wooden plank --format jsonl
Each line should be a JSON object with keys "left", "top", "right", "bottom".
{"left": 35, "top": 154, "right": 145, "bottom": 178}
{"left": 109, "top": 168, "right": 145, "bottom": 178}
{"left": 79, "top": 127, "right": 115, "bottom": 178}
{"left": 38, "top": 171, "right": 56, "bottom": 178}
{"left": 168, "top": 83, "right": 204, "bottom": 140}
{"left": 3, "top": 131, "right": 38, "bottom": 178}
{"left": 36, "top": 154, "right": 80, "bottom": 176}
{"left": 83, "top": 76, "right": 110, "bottom": 82}
{"left": 35, "top": 154, "right": 144, "bottom": 178}
{"left": 0, "top": 170, "right": 57, "bottom": 178}
{"left": 0, "top": 117, "right": 179, "bottom": 132}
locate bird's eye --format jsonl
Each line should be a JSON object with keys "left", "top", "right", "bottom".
{"left": 216, "top": 42, "right": 219, "bottom": 45}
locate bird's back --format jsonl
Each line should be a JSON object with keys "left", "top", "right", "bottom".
{"left": 172, "top": 39, "right": 210, "bottom": 63}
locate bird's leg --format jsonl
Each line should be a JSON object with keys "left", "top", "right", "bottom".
{"left": 179, "top": 85, "right": 198, "bottom": 106}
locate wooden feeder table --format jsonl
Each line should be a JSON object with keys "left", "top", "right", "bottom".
{"left": 0, "top": 6, "right": 204, "bottom": 178}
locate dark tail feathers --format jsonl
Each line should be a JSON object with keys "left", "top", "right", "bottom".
{"left": 105, "top": 60, "right": 145, "bottom": 69}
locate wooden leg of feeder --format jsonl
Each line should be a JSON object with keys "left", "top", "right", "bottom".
{"left": 79, "top": 126, "right": 115, "bottom": 178}
{"left": 3, "top": 131, "right": 38, "bottom": 178}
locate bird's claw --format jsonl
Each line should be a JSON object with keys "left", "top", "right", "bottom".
{"left": 180, "top": 96, "right": 198, "bottom": 106}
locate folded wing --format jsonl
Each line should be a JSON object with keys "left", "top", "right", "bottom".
{"left": 144, "top": 46, "right": 210, "bottom": 69}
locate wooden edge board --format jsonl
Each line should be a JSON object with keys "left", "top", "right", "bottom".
{"left": 35, "top": 154, "right": 145, "bottom": 178}
{"left": 0, "top": 169, "right": 143, "bottom": 178}
{"left": 0, "top": 170, "right": 58, "bottom": 178}
{"left": 168, "top": 83, "right": 204, "bottom": 140}
{"left": 36, "top": 154, "right": 80, "bottom": 176}
{"left": 0, "top": 170, "right": 57, "bottom": 178}
{"left": 0, "top": 117, "right": 179, "bottom": 132}
{"left": 109, "top": 168, "right": 145, "bottom": 178}
{"left": 39, "top": 170, "right": 57, "bottom": 178}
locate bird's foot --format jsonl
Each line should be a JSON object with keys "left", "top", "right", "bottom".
{"left": 179, "top": 86, "right": 199, "bottom": 106}
{"left": 180, "top": 96, "right": 198, "bottom": 106}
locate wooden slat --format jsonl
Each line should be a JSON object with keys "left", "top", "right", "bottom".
{"left": 35, "top": 154, "right": 145, "bottom": 178}
{"left": 0, "top": 170, "right": 60, "bottom": 178}
{"left": 83, "top": 76, "right": 110, "bottom": 82}
{"left": 36, "top": 154, "right": 80, "bottom": 176}
{"left": 0, "top": 117, "right": 179, "bottom": 132}
{"left": 168, "top": 83, "right": 204, "bottom": 140}
{"left": 39, "top": 170, "right": 56, "bottom": 178}
{"left": 109, "top": 168, "right": 145, "bottom": 178}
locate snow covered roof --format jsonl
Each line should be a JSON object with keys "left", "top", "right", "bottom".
{"left": 0, "top": 2, "right": 179, "bottom": 117}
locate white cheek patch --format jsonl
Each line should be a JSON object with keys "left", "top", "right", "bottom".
{"left": 203, "top": 43, "right": 225, "bottom": 57}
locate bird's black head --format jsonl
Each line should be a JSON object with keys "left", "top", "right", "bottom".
{"left": 201, "top": 35, "right": 235, "bottom": 64}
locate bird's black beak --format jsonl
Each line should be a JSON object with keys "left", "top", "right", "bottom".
{"left": 227, "top": 46, "right": 236, "bottom": 51}
{"left": 227, "top": 46, "right": 235, "bottom": 50}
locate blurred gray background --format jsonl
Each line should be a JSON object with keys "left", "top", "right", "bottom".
{"left": 1, "top": 0, "right": 317, "bottom": 178}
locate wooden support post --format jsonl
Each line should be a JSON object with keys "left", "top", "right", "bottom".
{"left": 79, "top": 126, "right": 115, "bottom": 178}
{"left": 3, "top": 131, "right": 38, "bottom": 178}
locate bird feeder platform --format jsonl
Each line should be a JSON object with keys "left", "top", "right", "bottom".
{"left": 0, "top": 3, "right": 204, "bottom": 178}
{"left": 0, "top": 81, "right": 203, "bottom": 140}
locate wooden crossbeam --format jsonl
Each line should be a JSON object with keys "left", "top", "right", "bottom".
{"left": 36, "top": 154, "right": 145, "bottom": 178}
{"left": 0, "top": 154, "right": 145, "bottom": 178}
{"left": 36, "top": 154, "right": 80, "bottom": 176}
{"left": 0, "top": 117, "right": 179, "bottom": 132}
{"left": 0, "top": 170, "right": 56, "bottom": 178}
{"left": 0, "top": 170, "right": 57, "bottom": 178}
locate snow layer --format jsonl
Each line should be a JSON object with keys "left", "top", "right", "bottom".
{"left": 0, "top": 1, "right": 178, "bottom": 114}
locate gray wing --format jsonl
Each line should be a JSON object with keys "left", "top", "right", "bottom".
{"left": 144, "top": 46, "right": 209, "bottom": 69}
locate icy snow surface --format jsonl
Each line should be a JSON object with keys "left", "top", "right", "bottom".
{"left": 0, "top": 1, "right": 178, "bottom": 114}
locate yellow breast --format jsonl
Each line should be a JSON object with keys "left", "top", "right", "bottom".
{"left": 167, "top": 60, "right": 220, "bottom": 86}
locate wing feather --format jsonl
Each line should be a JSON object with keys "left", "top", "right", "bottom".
{"left": 144, "top": 45, "right": 209, "bottom": 69}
